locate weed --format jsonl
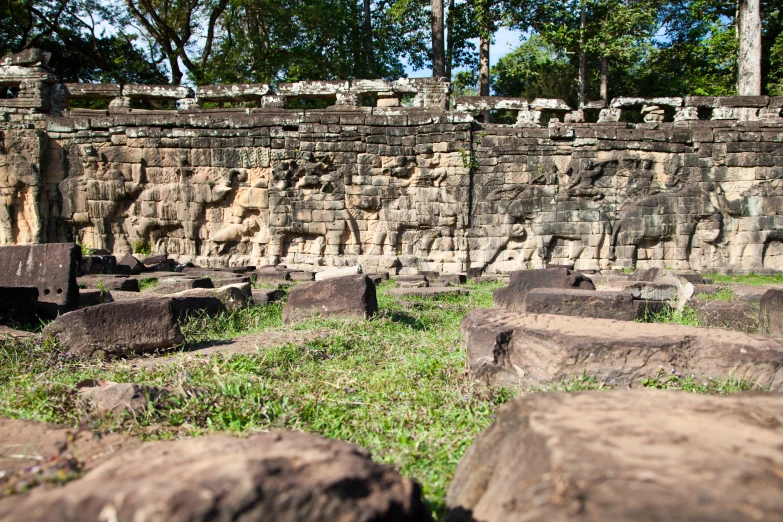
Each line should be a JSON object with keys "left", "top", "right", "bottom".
{"left": 76, "top": 242, "right": 92, "bottom": 257}
{"left": 637, "top": 303, "right": 701, "bottom": 326}
{"left": 138, "top": 278, "right": 159, "bottom": 292}
{"left": 641, "top": 369, "right": 756, "bottom": 394}
{"left": 132, "top": 239, "right": 152, "bottom": 257}
{"left": 694, "top": 287, "right": 733, "bottom": 301}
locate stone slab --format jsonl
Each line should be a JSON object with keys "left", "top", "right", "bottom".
{"left": 446, "top": 390, "right": 783, "bottom": 522}
{"left": 522, "top": 288, "right": 635, "bottom": 321}
{"left": 462, "top": 308, "right": 783, "bottom": 390}
{"left": 0, "top": 244, "right": 80, "bottom": 318}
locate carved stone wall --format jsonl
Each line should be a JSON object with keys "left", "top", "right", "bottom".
{"left": 2, "top": 49, "right": 783, "bottom": 274}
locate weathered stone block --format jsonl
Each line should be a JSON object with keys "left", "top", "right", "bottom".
{"left": 447, "top": 390, "right": 783, "bottom": 522}
{"left": 493, "top": 268, "right": 595, "bottom": 311}
{"left": 42, "top": 299, "right": 184, "bottom": 358}
{"left": 462, "top": 307, "right": 783, "bottom": 390}
{"left": 522, "top": 288, "right": 635, "bottom": 321}
{"left": 283, "top": 275, "right": 377, "bottom": 323}
{"left": 0, "top": 244, "right": 80, "bottom": 318}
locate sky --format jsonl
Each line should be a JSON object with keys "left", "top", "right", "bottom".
{"left": 404, "top": 27, "right": 525, "bottom": 77}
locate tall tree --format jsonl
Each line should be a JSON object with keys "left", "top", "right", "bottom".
{"left": 364, "top": 0, "right": 375, "bottom": 76}
{"left": 432, "top": 0, "right": 446, "bottom": 76}
{"left": 123, "top": 0, "right": 230, "bottom": 84}
{"left": 737, "top": 0, "right": 762, "bottom": 94}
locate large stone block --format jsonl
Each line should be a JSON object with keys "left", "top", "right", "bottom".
{"left": 760, "top": 288, "right": 783, "bottom": 337}
{"left": 446, "top": 390, "right": 783, "bottom": 522}
{"left": 461, "top": 307, "right": 783, "bottom": 390}
{"left": 283, "top": 275, "right": 378, "bottom": 323}
{"left": 522, "top": 288, "right": 635, "bottom": 321}
{"left": 0, "top": 430, "right": 431, "bottom": 522}
{"left": 0, "top": 244, "right": 80, "bottom": 318}
{"left": 0, "top": 286, "right": 38, "bottom": 325}
{"left": 42, "top": 299, "right": 184, "bottom": 358}
{"left": 493, "top": 268, "right": 595, "bottom": 311}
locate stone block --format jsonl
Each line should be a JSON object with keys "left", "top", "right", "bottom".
{"left": 522, "top": 288, "right": 635, "bottom": 321}
{"left": 462, "top": 307, "right": 783, "bottom": 390}
{"left": 760, "top": 289, "right": 783, "bottom": 337}
{"left": 314, "top": 265, "right": 362, "bottom": 281}
{"left": 0, "top": 244, "right": 80, "bottom": 318}
{"left": 42, "top": 299, "right": 184, "bottom": 358}
{"left": 493, "top": 268, "right": 595, "bottom": 312}
{"left": 0, "top": 286, "right": 38, "bottom": 325}
{"left": 283, "top": 275, "right": 377, "bottom": 324}
{"left": 447, "top": 390, "right": 783, "bottom": 522}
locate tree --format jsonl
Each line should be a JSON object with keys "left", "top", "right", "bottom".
{"left": 737, "top": 0, "right": 761, "bottom": 94}
{"left": 123, "top": 0, "right": 230, "bottom": 84}
{"left": 432, "top": 0, "right": 445, "bottom": 76}
{"left": 0, "top": 0, "right": 167, "bottom": 83}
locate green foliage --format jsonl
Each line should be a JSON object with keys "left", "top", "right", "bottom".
{"left": 492, "top": 35, "right": 578, "bottom": 105}
{"left": 132, "top": 239, "right": 152, "bottom": 257}
{"left": 641, "top": 370, "right": 756, "bottom": 394}
{"left": 705, "top": 272, "right": 783, "bottom": 286}
{"left": 695, "top": 287, "right": 734, "bottom": 301}
{"left": 76, "top": 242, "right": 92, "bottom": 257}
{"left": 637, "top": 304, "right": 701, "bottom": 326}
{"left": 0, "top": 280, "right": 771, "bottom": 518}
{"left": 137, "top": 279, "right": 159, "bottom": 292}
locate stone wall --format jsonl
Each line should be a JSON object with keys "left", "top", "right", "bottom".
{"left": 2, "top": 49, "right": 783, "bottom": 273}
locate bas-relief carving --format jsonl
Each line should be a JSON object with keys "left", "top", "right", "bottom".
{"left": 5, "top": 115, "right": 783, "bottom": 274}
{"left": 0, "top": 130, "right": 44, "bottom": 245}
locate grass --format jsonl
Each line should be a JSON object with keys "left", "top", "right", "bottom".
{"left": 704, "top": 272, "right": 783, "bottom": 286}
{"left": 0, "top": 279, "right": 765, "bottom": 518}
{"left": 694, "top": 287, "right": 734, "bottom": 301}
{"left": 636, "top": 302, "right": 702, "bottom": 326}
{"left": 138, "top": 278, "right": 159, "bottom": 292}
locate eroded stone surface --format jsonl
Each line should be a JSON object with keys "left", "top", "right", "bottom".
{"left": 446, "top": 390, "right": 783, "bottom": 522}
{"left": 522, "top": 288, "right": 635, "bottom": 321}
{"left": 283, "top": 275, "right": 377, "bottom": 323}
{"left": 494, "top": 268, "right": 595, "bottom": 312}
{"left": 462, "top": 308, "right": 783, "bottom": 390}
{"left": 0, "top": 430, "right": 431, "bottom": 522}
{"left": 42, "top": 299, "right": 184, "bottom": 358}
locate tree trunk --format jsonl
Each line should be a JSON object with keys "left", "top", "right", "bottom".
{"left": 446, "top": 0, "right": 454, "bottom": 78}
{"left": 600, "top": 56, "right": 608, "bottom": 102}
{"left": 577, "top": 0, "right": 586, "bottom": 107}
{"left": 364, "top": 0, "right": 374, "bottom": 77}
{"left": 431, "top": 0, "right": 445, "bottom": 77}
{"left": 737, "top": 0, "right": 761, "bottom": 95}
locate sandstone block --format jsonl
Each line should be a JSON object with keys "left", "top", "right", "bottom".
{"left": 0, "top": 286, "right": 38, "bottom": 325}
{"left": 462, "top": 308, "right": 783, "bottom": 390}
{"left": 315, "top": 265, "right": 363, "bottom": 281}
{"left": 78, "top": 275, "right": 140, "bottom": 292}
{"left": 396, "top": 275, "right": 429, "bottom": 288}
{"left": 386, "top": 287, "right": 467, "bottom": 298}
{"left": 446, "top": 390, "right": 783, "bottom": 522}
{"left": 117, "top": 253, "right": 144, "bottom": 275}
{"left": 522, "top": 288, "right": 635, "bottom": 321}
{"left": 149, "top": 276, "right": 214, "bottom": 295}
{"left": 0, "top": 431, "right": 430, "bottom": 522}
{"left": 172, "top": 282, "right": 253, "bottom": 310}
{"left": 251, "top": 288, "right": 286, "bottom": 306}
{"left": 691, "top": 299, "right": 758, "bottom": 332}
{"left": 78, "top": 288, "right": 112, "bottom": 308}
{"left": 0, "top": 244, "right": 80, "bottom": 318}
{"left": 760, "top": 289, "right": 783, "bottom": 337}
{"left": 493, "top": 268, "right": 595, "bottom": 311}
{"left": 42, "top": 299, "right": 184, "bottom": 358}
{"left": 283, "top": 275, "right": 377, "bottom": 323}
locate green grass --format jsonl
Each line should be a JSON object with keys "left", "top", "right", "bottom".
{"left": 138, "top": 278, "right": 159, "bottom": 292}
{"left": 0, "top": 279, "right": 766, "bottom": 518}
{"left": 636, "top": 302, "right": 701, "bottom": 326}
{"left": 704, "top": 272, "right": 783, "bottom": 286}
{"left": 694, "top": 287, "right": 734, "bottom": 301}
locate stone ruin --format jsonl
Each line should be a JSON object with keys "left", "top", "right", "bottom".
{"left": 0, "top": 48, "right": 782, "bottom": 275}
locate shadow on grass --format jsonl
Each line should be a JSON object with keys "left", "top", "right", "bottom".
{"left": 385, "top": 310, "right": 427, "bottom": 331}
